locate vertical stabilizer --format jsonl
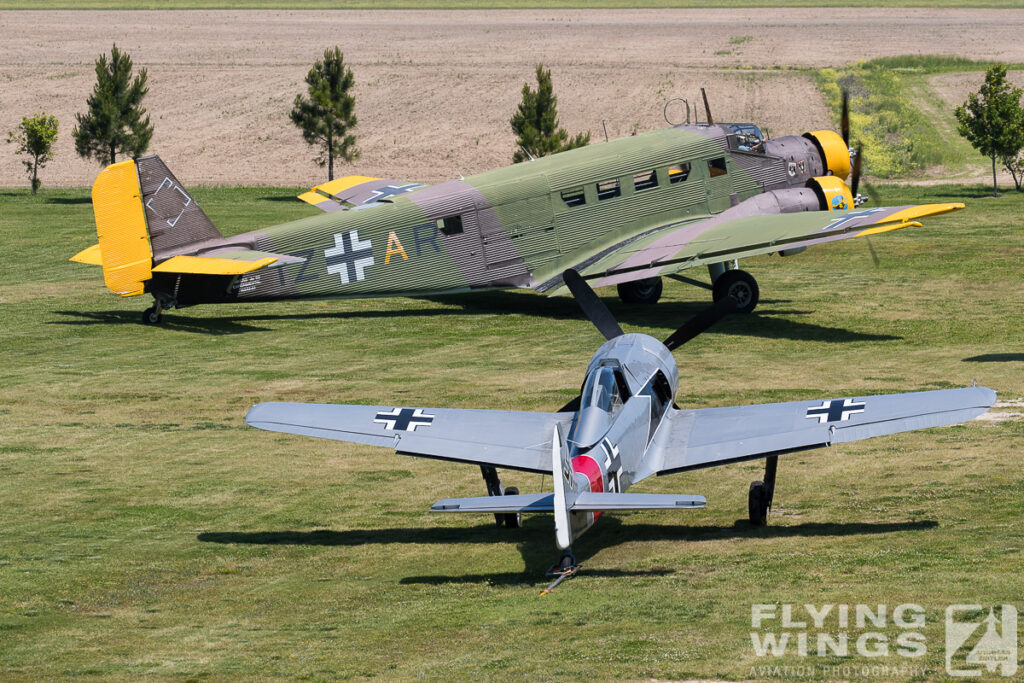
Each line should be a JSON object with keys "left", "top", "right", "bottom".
{"left": 551, "top": 423, "right": 577, "bottom": 550}
{"left": 135, "top": 155, "right": 222, "bottom": 258}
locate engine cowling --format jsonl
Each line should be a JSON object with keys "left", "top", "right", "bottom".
{"left": 803, "top": 130, "right": 851, "bottom": 180}
{"left": 807, "top": 175, "right": 854, "bottom": 211}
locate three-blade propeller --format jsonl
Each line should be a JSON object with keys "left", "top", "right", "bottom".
{"left": 557, "top": 269, "right": 737, "bottom": 412}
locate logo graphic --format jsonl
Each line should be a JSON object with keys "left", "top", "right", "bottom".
{"left": 787, "top": 162, "right": 797, "bottom": 177}
{"left": 805, "top": 398, "right": 866, "bottom": 424}
{"left": 830, "top": 194, "right": 849, "bottom": 210}
{"left": 946, "top": 605, "right": 1017, "bottom": 677}
{"left": 325, "top": 230, "right": 374, "bottom": 284}
{"left": 374, "top": 407, "right": 435, "bottom": 432}
{"left": 146, "top": 176, "right": 192, "bottom": 227}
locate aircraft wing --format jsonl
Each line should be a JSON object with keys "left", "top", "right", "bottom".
{"left": 297, "top": 176, "right": 427, "bottom": 212}
{"left": 246, "top": 402, "right": 572, "bottom": 473}
{"left": 546, "top": 202, "right": 963, "bottom": 292}
{"left": 650, "top": 386, "right": 995, "bottom": 477}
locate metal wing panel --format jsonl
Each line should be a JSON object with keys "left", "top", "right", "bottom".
{"left": 246, "top": 402, "right": 570, "bottom": 473}
{"left": 546, "top": 203, "right": 963, "bottom": 292}
{"left": 431, "top": 493, "right": 555, "bottom": 513}
{"left": 571, "top": 492, "right": 706, "bottom": 510}
{"left": 297, "top": 176, "right": 427, "bottom": 212}
{"left": 656, "top": 387, "right": 995, "bottom": 475}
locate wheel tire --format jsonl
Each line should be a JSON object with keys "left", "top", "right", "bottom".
{"left": 617, "top": 276, "right": 663, "bottom": 305}
{"left": 558, "top": 551, "right": 577, "bottom": 572}
{"left": 141, "top": 306, "right": 163, "bottom": 325}
{"left": 748, "top": 480, "right": 769, "bottom": 526}
{"left": 712, "top": 269, "right": 759, "bottom": 314}
{"left": 502, "top": 486, "right": 521, "bottom": 529}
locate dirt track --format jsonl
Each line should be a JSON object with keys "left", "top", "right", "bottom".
{"left": 1, "top": 9, "right": 1023, "bottom": 188}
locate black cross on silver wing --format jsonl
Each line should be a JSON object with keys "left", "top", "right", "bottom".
{"left": 805, "top": 398, "right": 866, "bottom": 424}
{"left": 374, "top": 407, "right": 435, "bottom": 432}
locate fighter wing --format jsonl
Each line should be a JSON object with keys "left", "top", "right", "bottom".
{"left": 246, "top": 402, "right": 572, "bottom": 473}
{"left": 297, "top": 176, "right": 427, "bottom": 212}
{"left": 543, "top": 202, "right": 962, "bottom": 292}
{"left": 651, "top": 386, "right": 994, "bottom": 477}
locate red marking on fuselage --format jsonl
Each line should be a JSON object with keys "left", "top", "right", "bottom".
{"left": 572, "top": 454, "right": 604, "bottom": 521}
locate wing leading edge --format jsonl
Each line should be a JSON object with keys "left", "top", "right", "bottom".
{"left": 547, "top": 202, "right": 963, "bottom": 292}
{"left": 651, "top": 386, "right": 995, "bottom": 477}
{"left": 246, "top": 402, "right": 572, "bottom": 473}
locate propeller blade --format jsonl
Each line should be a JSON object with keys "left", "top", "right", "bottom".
{"left": 662, "top": 295, "right": 738, "bottom": 351}
{"left": 840, "top": 89, "right": 850, "bottom": 146}
{"left": 850, "top": 145, "right": 862, "bottom": 198}
{"left": 562, "top": 269, "right": 624, "bottom": 341}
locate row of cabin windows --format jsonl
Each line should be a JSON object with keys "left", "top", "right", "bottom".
{"left": 558, "top": 157, "right": 727, "bottom": 208}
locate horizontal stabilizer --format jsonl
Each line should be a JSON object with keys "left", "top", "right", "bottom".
{"left": 431, "top": 493, "right": 554, "bottom": 513}
{"left": 70, "top": 243, "right": 103, "bottom": 265}
{"left": 571, "top": 492, "right": 706, "bottom": 510}
{"left": 429, "top": 492, "right": 707, "bottom": 513}
{"left": 198, "top": 248, "right": 307, "bottom": 268}
{"left": 152, "top": 254, "right": 277, "bottom": 276}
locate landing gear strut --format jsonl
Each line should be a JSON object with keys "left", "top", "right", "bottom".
{"left": 748, "top": 455, "right": 778, "bottom": 526}
{"left": 480, "top": 465, "right": 521, "bottom": 529}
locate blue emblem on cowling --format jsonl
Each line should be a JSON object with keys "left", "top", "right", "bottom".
{"left": 831, "top": 194, "right": 848, "bottom": 210}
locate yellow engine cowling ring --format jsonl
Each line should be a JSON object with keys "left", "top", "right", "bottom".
{"left": 807, "top": 176, "right": 854, "bottom": 212}
{"left": 803, "top": 129, "right": 851, "bottom": 180}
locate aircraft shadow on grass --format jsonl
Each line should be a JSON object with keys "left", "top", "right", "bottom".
{"left": 198, "top": 518, "right": 935, "bottom": 585}
{"left": 963, "top": 353, "right": 1024, "bottom": 363}
{"left": 51, "top": 291, "right": 898, "bottom": 343}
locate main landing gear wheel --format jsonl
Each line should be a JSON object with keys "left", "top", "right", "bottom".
{"left": 748, "top": 480, "right": 769, "bottom": 526}
{"left": 712, "top": 269, "right": 759, "bottom": 314}
{"left": 502, "top": 486, "right": 522, "bottom": 529}
{"left": 617, "top": 276, "right": 663, "bottom": 305}
{"left": 141, "top": 306, "right": 163, "bottom": 325}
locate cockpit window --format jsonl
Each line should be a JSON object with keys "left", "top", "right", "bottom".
{"left": 582, "top": 366, "right": 623, "bottom": 415}
{"left": 726, "top": 123, "right": 765, "bottom": 153}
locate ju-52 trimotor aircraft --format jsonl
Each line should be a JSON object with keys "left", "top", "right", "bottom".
{"left": 245, "top": 269, "right": 995, "bottom": 585}
{"left": 73, "top": 95, "right": 963, "bottom": 324}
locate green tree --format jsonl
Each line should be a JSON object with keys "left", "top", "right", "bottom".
{"left": 7, "top": 113, "right": 58, "bottom": 194}
{"left": 510, "top": 64, "right": 590, "bottom": 163}
{"left": 73, "top": 44, "right": 153, "bottom": 167}
{"left": 291, "top": 47, "right": 359, "bottom": 181}
{"left": 954, "top": 64, "right": 1024, "bottom": 197}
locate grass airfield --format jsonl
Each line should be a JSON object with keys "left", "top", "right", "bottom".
{"left": 1, "top": 184, "right": 1022, "bottom": 679}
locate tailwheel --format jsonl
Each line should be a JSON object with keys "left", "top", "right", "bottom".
{"left": 141, "top": 305, "right": 163, "bottom": 326}
{"left": 712, "top": 269, "right": 759, "bottom": 314}
{"left": 748, "top": 480, "right": 769, "bottom": 526}
{"left": 502, "top": 486, "right": 521, "bottom": 529}
{"left": 616, "top": 276, "right": 663, "bottom": 305}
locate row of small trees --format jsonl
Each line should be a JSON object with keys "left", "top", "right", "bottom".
{"left": 13, "top": 48, "right": 1019, "bottom": 196}
{"left": 6, "top": 45, "right": 586, "bottom": 194}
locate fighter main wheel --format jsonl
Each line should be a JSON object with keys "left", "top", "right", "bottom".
{"left": 617, "top": 277, "right": 663, "bottom": 304}
{"left": 712, "top": 269, "right": 759, "bottom": 314}
{"left": 502, "top": 486, "right": 521, "bottom": 529}
{"left": 141, "top": 306, "right": 163, "bottom": 325}
{"left": 748, "top": 480, "right": 769, "bottom": 526}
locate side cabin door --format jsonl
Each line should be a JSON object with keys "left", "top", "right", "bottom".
{"left": 704, "top": 153, "right": 735, "bottom": 215}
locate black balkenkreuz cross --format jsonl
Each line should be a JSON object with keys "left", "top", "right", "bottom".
{"left": 368, "top": 184, "right": 422, "bottom": 202}
{"left": 325, "top": 230, "right": 374, "bottom": 284}
{"left": 374, "top": 407, "right": 435, "bottom": 432}
{"left": 805, "top": 398, "right": 866, "bottom": 424}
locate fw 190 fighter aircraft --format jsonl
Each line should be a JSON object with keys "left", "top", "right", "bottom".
{"left": 73, "top": 94, "right": 963, "bottom": 324}
{"left": 245, "top": 269, "right": 995, "bottom": 581}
